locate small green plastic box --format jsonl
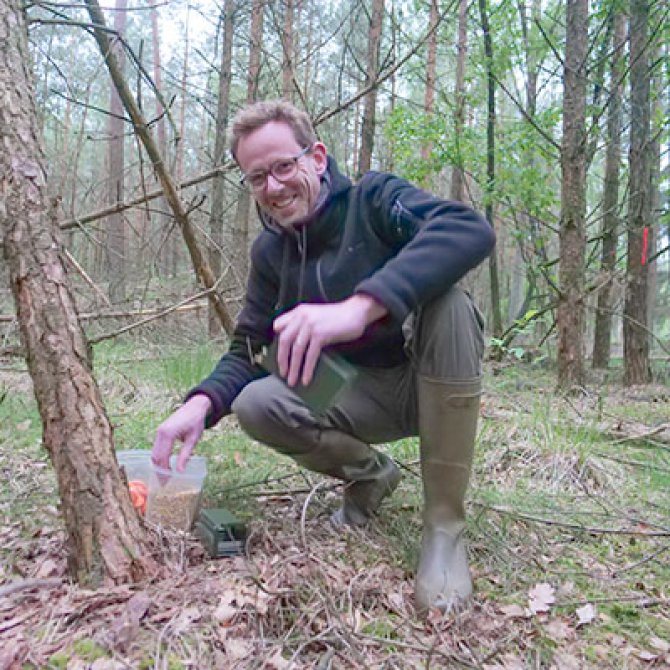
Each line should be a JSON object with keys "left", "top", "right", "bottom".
{"left": 195, "top": 508, "right": 247, "bottom": 557}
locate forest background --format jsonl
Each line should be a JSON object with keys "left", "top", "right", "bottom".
{"left": 0, "top": 0, "right": 669, "bottom": 666}
{"left": 2, "top": 0, "right": 668, "bottom": 379}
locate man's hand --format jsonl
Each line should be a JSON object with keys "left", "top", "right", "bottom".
{"left": 273, "top": 293, "right": 387, "bottom": 386}
{"left": 152, "top": 394, "right": 212, "bottom": 472}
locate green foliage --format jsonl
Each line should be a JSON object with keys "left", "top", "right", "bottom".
{"left": 159, "top": 343, "right": 220, "bottom": 394}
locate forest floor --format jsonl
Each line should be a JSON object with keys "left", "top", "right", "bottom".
{"left": 0, "top": 340, "right": 669, "bottom": 669}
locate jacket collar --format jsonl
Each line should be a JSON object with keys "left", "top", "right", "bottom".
{"left": 257, "top": 156, "right": 352, "bottom": 243}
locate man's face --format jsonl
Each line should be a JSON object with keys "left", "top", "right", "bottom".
{"left": 236, "top": 121, "right": 328, "bottom": 229}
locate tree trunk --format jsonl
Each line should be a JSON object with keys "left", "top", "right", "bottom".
{"left": 357, "top": 0, "right": 384, "bottom": 177}
{"left": 623, "top": 0, "right": 652, "bottom": 385}
{"left": 646, "top": 42, "right": 662, "bottom": 356}
{"left": 449, "top": 0, "right": 468, "bottom": 201}
{"left": 478, "top": 0, "right": 502, "bottom": 340}
{"left": 420, "top": 0, "right": 438, "bottom": 185}
{"left": 592, "top": 13, "right": 625, "bottom": 369}
{"left": 208, "top": 0, "right": 235, "bottom": 337}
{"left": 0, "top": 0, "right": 150, "bottom": 587}
{"left": 106, "top": 0, "right": 127, "bottom": 304}
{"left": 150, "top": 1, "right": 172, "bottom": 279}
{"left": 281, "top": 0, "right": 295, "bottom": 101}
{"left": 231, "top": 0, "right": 264, "bottom": 287}
{"left": 557, "top": 0, "right": 588, "bottom": 388}
{"left": 512, "top": 0, "right": 541, "bottom": 327}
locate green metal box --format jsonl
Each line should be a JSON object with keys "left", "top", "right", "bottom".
{"left": 195, "top": 508, "right": 247, "bottom": 558}
{"left": 256, "top": 339, "right": 358, "bottom": 414}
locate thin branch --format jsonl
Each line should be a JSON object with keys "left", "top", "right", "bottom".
{"left": 60, "top": 164, "right": 236, "bottom": 231}
{"left": 313, "top": 0, "right": 456, "bottom": 126}
{"left": 88, "top": 286, "right": 220, "bottom": 345}
{"left": 474, "top": 502, "right": 670, "bottom": 537}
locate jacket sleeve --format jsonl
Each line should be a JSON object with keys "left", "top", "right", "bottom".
{"left": 354, "top": 173, "right": 496, "bottom": 321}
{"left": 184, "top": 236, "right": 279, "bottom": 428}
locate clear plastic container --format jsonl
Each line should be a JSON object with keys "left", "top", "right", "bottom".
{"left": 116, "top": 450, "right": 207, "bottom": 531}
{"left": 117, "top": 449, "right": 153, "bottom": 485}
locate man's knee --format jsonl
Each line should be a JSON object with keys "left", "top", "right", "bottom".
{"left": 410, "top": 287, "right": 485, "bottom": 379}
{"left": 232, "top": 376, "right": 319, "bottom": 452}
{"left": 231, "top": 379, "right": 278, "bottom": 443}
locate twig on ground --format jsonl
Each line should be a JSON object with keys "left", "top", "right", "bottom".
{"left": 473, "top": 502, "right": 670, "bottom": 536}
{"left": 300, "top": 480, "right": 329, "bottom": 550}
{"left": 353, "top": 631, "right": 478, "bottom": 668}
{"left": 608, "top": 423, "right": 670, "bottom": 447}
{"left": 0, "top": 577, "right": 63, "bottom": 598}
{"left": 613, "top": 545, "right": 670, "bottom": 577}
{"left": 555, "top": 595, "right": 670, "bottom": 609}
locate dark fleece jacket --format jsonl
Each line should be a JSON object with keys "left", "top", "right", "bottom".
{"left": 188, "top": 157, "right": 496, "bottom": 427}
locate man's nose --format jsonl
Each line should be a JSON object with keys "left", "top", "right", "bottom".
{"left": 265, "top": 174, "right": 284, "bottom": 192}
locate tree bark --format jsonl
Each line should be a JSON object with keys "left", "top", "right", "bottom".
{"left": 84, "top": 0, "right": 235, "bottom": 335}
{"left": 208, "top": 0, "right": 235, "bottom": 337}
{"left": 557, "top": 0, "right": 588, "bottom": 388}
{"left": 281, "top": 0, "right": 296, "bottom": 101}
{"left": 106, "top": 0, "right": 127, "bottom": 304}
{"left": 0, "top": 0, "right": 150, "bottom": 587}
{"left": 357, "top": 0, "right": 384, "bottom": 177}
{"left": 231, "top": 0, "right": 264, "bottom": 287}
{"left": 623, "top": 0, "right": 652, "bottom": 385}
{"left": 420, "top": 0, "right": 438, "bottom": 184}
{"left": 478, "top": 0, "right": 502, "bottom": 340}
{"left": 592, "top": 13, "right": 625, "bottom": 369}
{"left": 449, "top": 0, "right": 467, "bottom": 201}
{"left": 150, "top": 1, "right": 172, "bottom": 278}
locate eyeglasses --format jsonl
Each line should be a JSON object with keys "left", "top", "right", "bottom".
{"left": 239, "top": 145, "right": 312, "bottom": 191}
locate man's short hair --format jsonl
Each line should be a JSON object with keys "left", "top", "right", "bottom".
{"left": 229, "top": 100, "right": 317, "bottom": 161}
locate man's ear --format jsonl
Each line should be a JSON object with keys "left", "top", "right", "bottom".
{"left": 311, "top": 142, "right": 328, "bottom": 176}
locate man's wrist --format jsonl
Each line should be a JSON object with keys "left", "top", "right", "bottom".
{"left": 348, "top": 293, "right": 388, "bottom": 326}
{"left": 187, "top": 393, "right": 213, "bottom": 415}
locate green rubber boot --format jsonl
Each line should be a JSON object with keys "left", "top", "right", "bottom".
{"left": 292, "top": 429, "right": 401, "bottom": 526}
{"left": 415, "top": 376, "right": 481, "bottom": 616}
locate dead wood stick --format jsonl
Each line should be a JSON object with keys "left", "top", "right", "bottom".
{"left": 59, "top": 164, "right": 234, "bottom": 231}
{"left": 608, "top": 423, "right": 670, "bottom": 446}
{"left": 0, "top": 302, "right": 205, "bottom": 323}
{"left": 63, "top": 249, "right": 111, "bottom": 307}
{"left": 89, "top": 286, "right": 217, "bottom": 345}
{"left": 0, "top": 577, "right": 63, "bottom": 598}
{"left": 473, "top": 502, "right": 670, "bottom": 536}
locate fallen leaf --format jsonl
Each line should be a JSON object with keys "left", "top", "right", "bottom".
{"left": 34, "top": 558, "right": 59, "bottom": 578}
{"left": 500, "top": 604, "right": 526, "bottom": 619}
{"left": 126, "top": 592, "right": 152, "bottom": 622}
{"left": 528, "top": 583, "right": 555, "bottom": 614}
{"left": 634, "top": 650, "right": 658, "bottom": 662}
{"left": 575, "top": 603, "right": 596, "bottom": 626}
{"left": 387, "top": 591, "right": 404, "bottom": 612}
{"left": 213, "top": 601, "right": 237, "bottom": 624}
{"left": 225, "top": 638, "right": 253, "bottom": 660}
{"left": 264, "top": 650, "right": 291, "bottom": 669}
{"left": 103, "top": 592, "right": 152, "bottom": 652}
{"left": 16, "top": 420, "right": 31, "bottom": 431}
{"left": 171, "top": 606, "right": 201, "bottom": 635}
{"left": 233, "top": 451, "right": 245, "bottom": 467}
{"left": 90, "top": 660, "right": 126, "bottom": 670}
{"left": 549, "top": 652, "right": 581, "bottom": 670}
{"left": 649, "top": 636, "right": 670, "bottom": 653}
{"left": 543, "top": 618, "right": 572, "bottom": 641}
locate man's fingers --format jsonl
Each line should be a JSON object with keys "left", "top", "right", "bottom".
{"left": 287, "top": 337, "right": 308, "bottom": 387}
{"left": 301, "top": 340, "right": 322, "bottom": 386}
{"left": 176, "top": 440, "right": 196, "bottom": 473}
{"left": 151, "top": 432, "right": 174, "bottom": 470}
